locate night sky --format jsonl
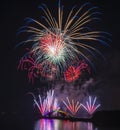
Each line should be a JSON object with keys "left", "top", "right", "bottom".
{"left": 0, "top": 0, "right": 120, "bottom": 115}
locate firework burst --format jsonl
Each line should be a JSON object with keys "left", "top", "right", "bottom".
{"left": 81, "top": 96, "right": 101, "bottom": 115}
{"left": 17, "top": 0, "right": 110, "bottom": 81}
{"left": 64, "top": 60, "right": 90, "bottom": 82}
{"left": 29, "top": 89, "right": 60, "bottom": 116}
{"left": 62, "top": 97, "right": 81, "bottom": 116}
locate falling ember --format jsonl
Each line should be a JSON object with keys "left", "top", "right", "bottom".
{"left": 17, "top": 55, "right": 42, "bottom": 84}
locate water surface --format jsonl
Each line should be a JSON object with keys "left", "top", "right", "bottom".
{"left": 34, "top": 119, "right": 120, "bottom": 130}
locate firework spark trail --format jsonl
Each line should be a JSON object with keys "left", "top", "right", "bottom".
{"left": 18, "top": 55, "right": 42, "bottom": 83}
{"left": 81, "top": 96, "right": 101, "bottom": 115}
{"left": 32, "top": 89, "right": 60, "bottom": 116}
{"left": 62, "top": 97, "right": 81, "bottom": 116}
{"left": 17, "top": 0, "right": 110, "bottom": 81}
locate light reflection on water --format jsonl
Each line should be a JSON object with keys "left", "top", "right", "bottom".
{"left": 34, "top": 119, "right": 97, "bottom": 130}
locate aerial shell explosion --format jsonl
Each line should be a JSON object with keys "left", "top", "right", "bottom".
{"left": 17, "top": 1, "right": 110, "bottom": 83}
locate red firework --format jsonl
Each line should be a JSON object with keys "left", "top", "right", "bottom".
{"left": 64, "top": 66, "right": 81, "bottom": 82}
{"left": 40, "top": 33, "right": 61, "bottom": 45}
{"left": 18, "top": 54, "right": 58, "bottom": 83}
{"left": 18, "top": 55, "right": 42, "bottom": 84}
{"left": 64, "top": 61, "right": 90, "bottom": 82}
{"left": 40, "top": 33, "right": 64, "bottom": 58}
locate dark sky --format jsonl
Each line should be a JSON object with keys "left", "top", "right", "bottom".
{"left": 0, "top": 0, "right": 120, "bottom": 114}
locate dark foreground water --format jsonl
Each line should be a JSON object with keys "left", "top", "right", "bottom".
{"left": 35, "top": 119, "right": 94, "bottom": 130}
{"left": 1, "top": 118, "right": 120, "bottom": 130}
{"left": 35, "top": 119, "right": 120, "bottom": 130}
{"left": 1, "top": 111, "right": 120, "bottom": 130}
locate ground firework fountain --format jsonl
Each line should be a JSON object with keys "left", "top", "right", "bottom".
{"left": 29, "top": 89, "right": 101, "bottom": 119}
